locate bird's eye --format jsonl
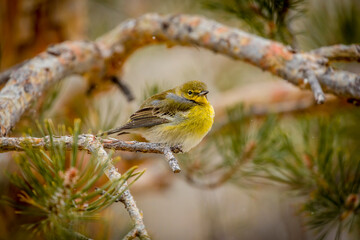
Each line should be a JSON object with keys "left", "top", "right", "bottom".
{"left": 188, "top": 90, "right": 193, "bottom": 95}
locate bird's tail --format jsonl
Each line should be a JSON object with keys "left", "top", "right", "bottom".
{"left": 97, "top": 127, "right": 128, "bottom": 137}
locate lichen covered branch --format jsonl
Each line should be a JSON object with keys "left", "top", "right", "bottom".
{"left": 122, "top": 227, "right": 141, "bottom": 240}
{"left": 84, "top": 136, "right": 150, "bottom": 240}
{"left": 163, "top": 147, "right": 181, "bottom": 173}
{"left": 98, "top": 13, "right": 360, "bottom": 100}
{"left": 0, "top": 41, "right": 104, "bottom": 136}
{"left": 304, "top": 69, "right": 325, "bottom": 104}
{"left": 102, "top": 138, "right": 182, "bottom": 173}
{"left": 310, "top": 44, "right": 360, "bottom": 62}
{"left": 0, "top": 135, "right": 182, "bottom": 173}
{"left": 0, "top": 60, "right": 28, "bottom": 85}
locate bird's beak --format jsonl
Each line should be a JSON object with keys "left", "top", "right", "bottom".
{"left": 198, "top": 90, "right": 209, "bottom": 96}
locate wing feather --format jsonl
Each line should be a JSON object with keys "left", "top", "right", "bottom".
{"left": 100, "top": 92, "right": 197, "bottom": 136}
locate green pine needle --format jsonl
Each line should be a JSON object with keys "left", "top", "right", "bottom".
{"left": 2, "top": 119, "right": 143, "bottom": 239}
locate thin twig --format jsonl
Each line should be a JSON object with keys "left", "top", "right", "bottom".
{"left": 110, "top": 76, "right": 135, "bottom": 102}
{"left": 0, "top": 135, "right": 182, "bottom": 173}
{"left": 310, "top": 44, "right": 360, "bottom": 62}
{"left": 83, "top": 136, "right": 150, "bottom": 240}
{"left": 163, "top": 147, "right": 181, "bottom": 173}
{"left": 122, "top": 227, "right": 139, "bottom": 240}
{"left": 303, "top": 69, "right": 325, "bottom": 104}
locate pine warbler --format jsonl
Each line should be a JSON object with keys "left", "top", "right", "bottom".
{"left": 101, "top": 81, "right": 215, "bottom": 152}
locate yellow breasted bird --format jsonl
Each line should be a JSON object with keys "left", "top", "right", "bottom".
{"left": 100, "top": 80, "right": 215, "bottom": 152}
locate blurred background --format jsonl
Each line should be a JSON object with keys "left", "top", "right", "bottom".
{"left": 1, "top": 0, "right": 360, "bottom": 239}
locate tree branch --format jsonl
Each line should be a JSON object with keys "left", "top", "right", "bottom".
{"left": 0, "top": 60, "right": 28, "bottom": 85}
{"left": 309, "top": 44, "right": 360, "bottom": 62}
{"left": 97, "top": 13, "right": 360, "bottom": 100}
{"left": 80, "top": 136, "right": 150, "bottom": 240}
{"left": 0, "top": 134, "right": 151, "bottom": 239}
{"left": 1, "top": 13, "right": 360, "bottom": 136}
{"left": 303, "top": 69, "right": 325, "bottom": 104}
{"left": 103, "top": 137, "right": 182, "bottom": 173}
{"left": 0, "top": 42, "right": 104, "bottom": 136}
{"left": 122, "top": 227, "right": 140, "bottom": 240}
{"left": 0, "top": 135, "right": 182, "bottom": 173}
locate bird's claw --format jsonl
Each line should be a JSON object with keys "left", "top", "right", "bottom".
{"left": 171, "top": 144, "right": 183, "bottom": 153}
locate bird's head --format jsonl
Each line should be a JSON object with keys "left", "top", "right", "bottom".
{"left": 177, "top": 81, "right": 209, "bottom": 104}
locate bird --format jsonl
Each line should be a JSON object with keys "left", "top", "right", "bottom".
{"left": 99, "top": 80, "right": 215, "bottom": 152}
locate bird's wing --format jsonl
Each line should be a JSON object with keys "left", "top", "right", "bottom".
{"left": 123, "top": 107, "right": 171, "bottom": 130}
{"left": 100, "top": 92, "right": 197, "bottom": 136}
{"left": 100, "top": 107, "right": 169, "bottom": 136}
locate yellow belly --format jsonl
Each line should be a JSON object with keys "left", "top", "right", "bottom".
{"left": 174, "top": 104, "right": 215, "bottom": 138}
{"left": 142, "top": 104, "right": 215, "bottom": 152}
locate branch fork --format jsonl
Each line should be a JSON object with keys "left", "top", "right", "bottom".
{"left": 101, "top": 137, "right": 182, "bottom": 173}
{"left": 302, "top": 68, "right": 326, "bottom": 104}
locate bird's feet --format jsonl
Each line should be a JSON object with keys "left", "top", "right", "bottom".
{"left": 170, "top": 144, "right": 183, "bottom": 153}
